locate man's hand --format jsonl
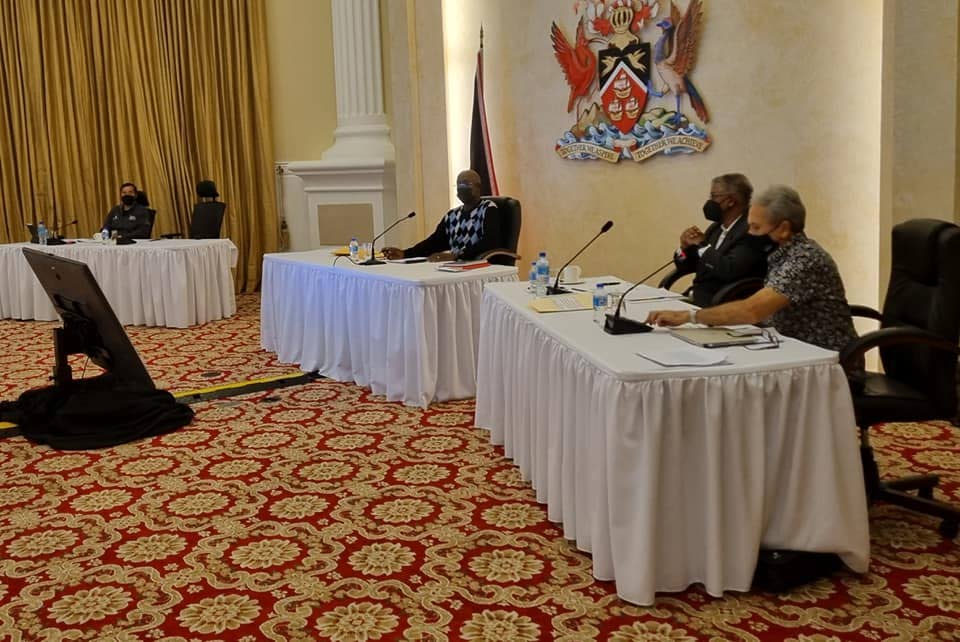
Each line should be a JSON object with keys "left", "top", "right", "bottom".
{"left": 680, "top": 226, "right": 705, "bottom": 248}
{"left": 382, "top": 247, "right": 404, "bottom": 260}
{"left": 428, "top": 251, "right": 455, "bottom": 263}
{"left": 645, "top": 309, "right": 692, "bottom": 327}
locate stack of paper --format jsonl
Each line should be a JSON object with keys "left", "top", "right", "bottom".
{"left": 529, "top": 293, "right": 593, "bottom": 313}
{"left": 636, "top": 344, "right": 729, "bottom": 367}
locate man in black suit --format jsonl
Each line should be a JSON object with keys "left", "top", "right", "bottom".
{"left": 674, "top": 173, "right": 771, "bottom": 307}
{"left": 102, "top": 182, "right": 152, "bottom": 239}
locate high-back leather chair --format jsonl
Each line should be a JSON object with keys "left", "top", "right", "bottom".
{"left": 478, "top": 196, "right": 521, "bottom": 265}
{"left": 189, "top": 180, "right": 226, "bottom": 239}
{"left": 841, "top": 218, "right": 960, "bottom": 538}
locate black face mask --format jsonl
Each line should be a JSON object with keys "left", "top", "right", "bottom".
{"left": 702, "top": 199, "right": 723, "bottom": 222}
{"left": 121, "top": 195, "right": 136, "bottom": 206}
{"left": 456, "top": 188, "right": 475, "bottom": 204}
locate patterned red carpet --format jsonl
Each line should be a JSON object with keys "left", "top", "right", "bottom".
{"left": 1, "top": 294, "right": 959, "bottom": 641}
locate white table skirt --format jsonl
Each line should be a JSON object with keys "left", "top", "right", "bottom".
{"left": 0, "top": 240, "right": 238, "bottom": 328}
{"left": 474, "top": 281, "right": 870, "bottom": 605}
{"left": 260, "top": 250, "right": 518, "bottom": 407}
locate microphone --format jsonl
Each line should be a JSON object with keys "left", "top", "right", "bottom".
{"left": 547, "top": 220, "right": 614, "bottom": 295}
{"left": 46, "top": 219, "right": 77, "bottom": 246}
{"left": 359, "top": 211, "right": 417, "bottom": 266}
{"left": 53, "top": 219, "right": 78, "bottom": 237}
{"left": 603, "top": 258, "right": 675, "bottom": 335}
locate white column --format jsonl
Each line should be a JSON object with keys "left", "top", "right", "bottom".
{"left": 325, "top": 0, "right": 394, "bottom": 161}
{"left": 286, "top": 0, "right": 397, "bottom": 250}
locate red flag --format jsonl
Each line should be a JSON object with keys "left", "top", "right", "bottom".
{"left": 470, "top": 34, "right": 498, "bottom": 196}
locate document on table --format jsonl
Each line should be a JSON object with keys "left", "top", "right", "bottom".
{"left": 529, "top": 292, "right": 593, "bottom": 313}
{"left": 636, "top": 344, "right": 729, "bottom": 367}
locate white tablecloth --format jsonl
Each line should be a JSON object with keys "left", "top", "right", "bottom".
{"left": 0, "top": 240, "right": 238, "bottom": 328}
{"left": 474, "top": 280, "right": 870, "bottom": 605}
{"left": 260, "top": 250, "right": 518, "bottom": 407}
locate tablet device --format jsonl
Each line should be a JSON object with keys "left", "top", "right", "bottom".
{"left": 668, "top": 327, "right": 762, "bottom": 348}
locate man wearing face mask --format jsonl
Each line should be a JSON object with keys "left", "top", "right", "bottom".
{"left": 102, "top": 182, "right": 153, "bottom": 239}
{"left": 647, "top": 185, "right": 859, "bottom": 355}
{"left": 672, "top": 173, "right": 772, "bottom": 307}
{"left": 382, "top": 170, "right": 502, "bottom": 262}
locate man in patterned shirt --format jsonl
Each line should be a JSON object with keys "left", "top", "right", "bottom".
{"left": 382, "top": 170, "right": 502, "bottom": 262}
{"left": 646, "top": 185, "right": 858, "bottom": 354}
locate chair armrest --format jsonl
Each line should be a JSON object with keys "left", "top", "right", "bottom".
{"left": 479, "top": 248, "right": 520, "bottom": 264}
{"left": 849, "top": 304, "right": 882, "bottom": 321}
{"left": 840, "top": 326, "right": 960, "bottom": 371}
{"left": 711, "top": 277, "right": 764, "bottom": 306}
{"left": 160, "top": 233, "right": 183, "bottom": 239}
{"left": 658, "top": 267, "right": 683, "bottom": 290}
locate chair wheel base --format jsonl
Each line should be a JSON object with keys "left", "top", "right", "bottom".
{"left": 940, "top": 520, "right": 959, "bottom": 539}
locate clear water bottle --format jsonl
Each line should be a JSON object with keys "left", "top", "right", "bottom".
{"left": 528, "top": 261, "right": 537, "bottom": 293}
{"left": 349, "top": 237, "right": 359, "bottom": 261}
{"left": 101, "top": 228, "right": 110, "bottom": 241}
{"left": 37, "top": 221, "right": 48, "bottom": 245}
{"left": 535, "top": 252, "right": 549, "bottom": 297}
{"left": 593, "top": 283, "right": 608, "bottom": 324}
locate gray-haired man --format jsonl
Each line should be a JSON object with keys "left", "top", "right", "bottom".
{"left": 647, "top": 185, "right": 858, "bottom": 354}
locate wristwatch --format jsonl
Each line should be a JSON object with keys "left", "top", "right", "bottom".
{"left": 689, "top": 309, "right": 697, "bottom": 324}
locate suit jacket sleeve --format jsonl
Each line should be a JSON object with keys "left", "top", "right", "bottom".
{"left": 697, "top": 227, "right": 769, "bottom": 283}
{"left": 404, "top": 215, "right": 450, "bottom": 257}
{"left": 455, "top": 202, "right": 502, "bottom": 260}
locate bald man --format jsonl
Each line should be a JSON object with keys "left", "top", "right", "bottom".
{"left": 382, "top": 169, "right": 503, "bottom": 262}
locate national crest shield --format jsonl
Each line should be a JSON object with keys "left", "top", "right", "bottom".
{"left": 598, "top": 42, "right": 650, "bottom": 135}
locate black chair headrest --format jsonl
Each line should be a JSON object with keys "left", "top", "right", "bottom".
{"left": 197, "top": 180, "right": 219, "bottom": 199}
{"left": 891, "top": 219, "right": 957, "bottom": 285}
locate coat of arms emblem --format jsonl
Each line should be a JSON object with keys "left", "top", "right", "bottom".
{"left": 552, "top": 0, "right": 711, "bottom": 163}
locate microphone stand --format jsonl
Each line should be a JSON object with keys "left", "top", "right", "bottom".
{"left": 547, "top": 220, "right": 614, "bottom": 295}
{"left": 603, "top": 258, "right": 675, "bottom": 335}
{"left": 51, "top": 219, "right": 78, "bottom": 243}
{"left": 359, "top": 211, "right": 417, "bottom": 266}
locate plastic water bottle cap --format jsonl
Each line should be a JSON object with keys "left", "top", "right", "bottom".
{"left": 539, "top": 252, "right": 546, "bottom": 257}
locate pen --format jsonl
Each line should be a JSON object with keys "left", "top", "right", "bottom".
{"left": 596, "top": 281, "right": 620, "bottom": 287}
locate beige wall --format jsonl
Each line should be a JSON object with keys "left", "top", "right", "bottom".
{"left": 880, "top": 0, "right": 959, "bottom": 296}
{"left": 265, "top": 0, "right": 337, "bottom": 161}
{"left": 430, "top": 0, "right": 883, "bottom": 309}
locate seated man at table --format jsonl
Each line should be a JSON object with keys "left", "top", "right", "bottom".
{"left": 646, "top": 185, "right": 858, "bottom": 354}
{"left": 102, "top": 182, "right": 152, "bottom": 239}
{"left": 674, "top": 173, "right": 772, "bottom": 307}
{"left": 382, "top": 169, "right": 502, "bottom": 262}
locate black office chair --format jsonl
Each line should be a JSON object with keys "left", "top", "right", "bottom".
{"left": 478, "top": 196, "right": 522, "bottom": 266}
{"left": 658, "top": 267, "right": 764, "bottom": 306}
{"left": 162, "top": 180, "right": 226, "bottom": 240}
{"left": 840, "top": 218, "right": 960, "bottom": 538}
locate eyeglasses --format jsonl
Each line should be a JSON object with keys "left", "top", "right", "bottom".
{"left": 709, "top": 191, "right": 733, "bottom": 199}
{"left": 744, "top": 327, "right": 781, "bottom": 350}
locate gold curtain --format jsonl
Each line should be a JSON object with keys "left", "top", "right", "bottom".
{"left": 0, "top": 0, "right": 278, "bottom": 292}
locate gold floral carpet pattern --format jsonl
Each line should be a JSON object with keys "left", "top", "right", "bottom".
{"left": 0, "top": 294, "right": 958, "bottom": 641}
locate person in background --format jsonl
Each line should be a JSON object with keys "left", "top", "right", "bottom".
{"left": 102, "top": 182, "right": 152, "bottom": 239}
{"left": 673, "top": 173, "right": 771, "bottom": 307}
{"left": 647, "top": 185, "right": 858, "bottom": 354}
{"left": 382, "top": 169, "right": 502, "bottom": 262}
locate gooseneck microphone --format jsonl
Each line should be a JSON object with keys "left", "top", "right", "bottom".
{"left": 547, "top": 220, "right": 614, "bottom": 295}
{"left": 53, "top": 219, "right": 78, "bottom": 237}
{"left": 603, "top": 258, "right": 675, "bottom": 335}
{"left": 360, "top": 211, "right": 417, "bottom": 266}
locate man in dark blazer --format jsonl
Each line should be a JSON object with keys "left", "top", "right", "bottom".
{"left": 102, "top": 182, "right": 153, "bottom": 239}
{"left": 674, "top": 173, "right": 772, "bottom": 307}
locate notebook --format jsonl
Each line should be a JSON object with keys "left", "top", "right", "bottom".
{"left": 668, "top": 327, "right": 763, "bottom": 348}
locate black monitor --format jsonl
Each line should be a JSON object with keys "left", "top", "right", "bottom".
{"left": 22, "top": 248, "right": 154, "bottom": 390}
